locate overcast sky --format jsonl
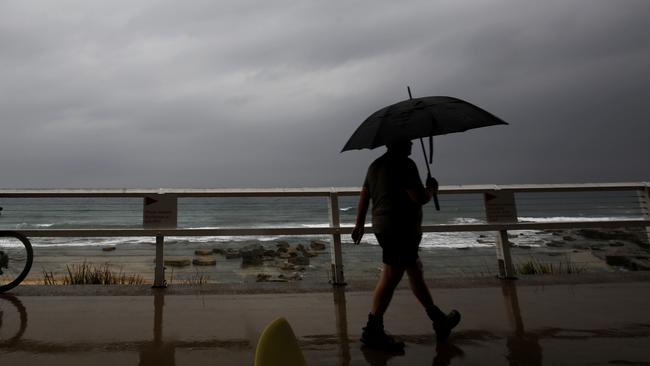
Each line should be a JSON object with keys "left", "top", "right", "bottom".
{"left": 1, "top": 0, "right": 649, "bottom": 188}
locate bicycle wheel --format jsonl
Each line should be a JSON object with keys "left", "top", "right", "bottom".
{"left": 0, "top": 232, "right": 33, "bottom": 293}
{"left": 0, "top": 294, "right": 28, "bottom": 345}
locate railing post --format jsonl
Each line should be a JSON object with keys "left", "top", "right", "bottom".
{"left": 638, "top": 186, "right": 650, "bottom": 247}
{"left": 484, "top": 190, "right": 518, "bottom": 279}
{"left": 328, "top": 192, "right": 346, "bottom": 286}
{"left": 153, "top": 235, "right": 166, "bottom": 288}
{"left": 496, "top": 230, "right": 516, "bottom": 279}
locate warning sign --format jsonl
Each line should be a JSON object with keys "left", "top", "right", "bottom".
{"left": 484, "top": 191, "right": 518, "bottom": 223}
{"left": 143, "top": 195, "right": 177, "bottom": 229}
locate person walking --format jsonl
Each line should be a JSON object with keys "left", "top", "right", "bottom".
{"left": 352, "top": 140, "right": 461, "bottom": 350}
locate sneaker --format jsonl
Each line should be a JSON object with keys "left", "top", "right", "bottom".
{"left": 361, "top": 326, "right": 405, "bottom": 351}
{"left": 433, "top": 310, "right": 461, "bottom": 343}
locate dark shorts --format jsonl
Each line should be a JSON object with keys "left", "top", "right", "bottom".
{"left": 374, "top": 232, "right": 422, "bottom": 267}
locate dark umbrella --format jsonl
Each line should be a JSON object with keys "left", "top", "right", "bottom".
{"left": 342, "top": 89, "right": 508, "bottom": 210}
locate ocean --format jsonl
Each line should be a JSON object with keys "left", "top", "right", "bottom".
{"left": 0, "top": 191, "right": 643, "bottom": 247}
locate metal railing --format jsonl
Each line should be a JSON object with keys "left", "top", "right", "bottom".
{"left": 1, "top": 182, "right": 649, "bottom": 286}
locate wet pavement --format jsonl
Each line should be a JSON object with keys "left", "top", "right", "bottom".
{"left": 2, "top": 280, "right": 650, "bottom": 365}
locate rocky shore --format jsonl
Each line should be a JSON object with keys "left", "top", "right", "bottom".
{"left": 25, "top": 227, "right": 650, "bottom": 285}
{"left": 156, "top": 239, "right": 330, "bottom": 283}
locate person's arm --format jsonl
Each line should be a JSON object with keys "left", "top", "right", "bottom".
{"left": 403, "top": 159, "right": 435, "bottom": 205}
{"left": 351, "top": 186, "right": 370, "bottom": 245}
{"left": 407, "top": 175, "right": 436, "bottom": 205}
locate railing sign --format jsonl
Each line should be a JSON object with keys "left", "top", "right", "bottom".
{"left": 485, "top": 191, "right": 518, "bottom": 223}
{"left": 143, "top": 195, "right": 177, "bottom": 229}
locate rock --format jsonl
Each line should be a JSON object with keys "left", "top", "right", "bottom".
{"left": 280, "top": 262, "right": 296, "bottom": 271}
{"left": 256, "top": 273, "right": 271, "bottom": 282}
{"left": 279, "top": 272, "right": 303, "bottom": 281}
{"left": 264, "top": 249, "right": 277, "bottom": 257}
{"left": 605, "top": 255, "right": 650, "bottom": 271}
{"left": 193, "top": 256, "right": 217, "bottom": 266}
{"left": 288, "top": 253, "right": 310, "bottom": 265}
{"left": 606, "top": 255, "right": 633, "bottom": 267}
{"left": 164, "top": 256, "right": 191, "bottom": 267}
{"left": 310, "top": 240, "right": 327, "bottom": 251}
{"left": 213, "top": 248, "right": 226, "bottom": 255}
{"left": 303, "top": 249, "right": 318, "bottom": 257}
{"left": 276, "top": 241, "right": 290, "bottom": 249}
{"left": 456, "top": 247, "right": 470, "bottom": 250}
{"left": 589, "top": 246, "right": 604, "bottom": 251}
{"left": 195, "top": 249, "right": 213, "bottom": 256}
{"left": 225, "top": 249, "right": 241, "bottom": 259}
{"left": 563, "top": 236, "right": 576, "bottom": 242}
{"left": 630, "top": 257, "right": 650, "bottom": 271}
{"left": 609, "top": 242, "right": 625, "bottom": 247}
{"left": 102, "top": 246, "right": 116, "bottom": 252}
{"left": 296, "top": 244, "right": 306, "bottom": 253}
{"left": 546, "top": 241, "right": 564, "bottom": 248}
{"left": 241, "top": 244, "right": 265, "bottom": 266}
{"left": 516, "top": 245, "right": 532, "bottom": 249}
{"left": 286, "top": 248, "right": 299, "bottom": 257}
{"left": 576, "top": 229, "right": 647, "bottom": 245}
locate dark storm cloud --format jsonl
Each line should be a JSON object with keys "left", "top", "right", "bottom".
{"left": 0, "top": 0, "right": 649, "bottom": 188}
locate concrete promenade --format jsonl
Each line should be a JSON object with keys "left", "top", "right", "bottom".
{"left": 2, "top": 273, "right": 650, "bottom": 365}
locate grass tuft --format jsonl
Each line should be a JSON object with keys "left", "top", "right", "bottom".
{"left": 515, "top": 257, "right": 586, "bottom": 275}
{"left": 42, "top": 262, "right": 145, "bottom": 285}
{"left": 184, "top": 270, "right": 210, "bottom": 286}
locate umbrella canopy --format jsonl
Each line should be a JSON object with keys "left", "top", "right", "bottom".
{"left": 341, "top": 96, "right": 508, "bottom": 152}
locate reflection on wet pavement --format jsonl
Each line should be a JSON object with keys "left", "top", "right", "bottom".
{"left": 2, "top": 281, "right": 650, "bottom": 365}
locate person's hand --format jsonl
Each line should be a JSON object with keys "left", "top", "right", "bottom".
{"left": 426, "top": 175, "right": 439, "bottom": 190}
{"left": 351, "top": 225, "right": 364, "bottom": 245}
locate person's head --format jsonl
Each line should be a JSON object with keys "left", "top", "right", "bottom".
{"left": 386, "top": 140, "right": 412, "bottom": 156}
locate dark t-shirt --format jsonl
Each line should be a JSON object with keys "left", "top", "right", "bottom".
{"left": 363, "top": 152, "right": 424, "bottom": 234}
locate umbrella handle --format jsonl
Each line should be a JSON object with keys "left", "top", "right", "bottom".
{"left": 428, "top": 174, "right": 441, "bottom": 211}
{"left": 432, "top": 191, "right": 440, "bottom": 211}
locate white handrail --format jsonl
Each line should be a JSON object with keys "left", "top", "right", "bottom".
{"left": 2, "top": 182, "right": 649, "bottom": 286}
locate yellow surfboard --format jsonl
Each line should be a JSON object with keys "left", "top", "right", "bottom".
{"left": 255, "top": 317, "right": 308, "bottom": 366}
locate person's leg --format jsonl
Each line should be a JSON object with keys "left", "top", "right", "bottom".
{"left": 371, "top": 263, "right": 405, "bottom": 317}
{"left": 405, "top": 258, "right": 461, "bottom": 342}
{"left": 362, "top": 263, "right": 406, "bottom": 350}
{"left": 362, "top": 234, "right": 407, "bottom": 350}
{"left": 406, "top": 258, "right": 436, "bottom": 310}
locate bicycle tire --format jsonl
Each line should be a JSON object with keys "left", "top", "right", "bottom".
{"left": 0, "top": 231, "right": 33, "bottom": 293}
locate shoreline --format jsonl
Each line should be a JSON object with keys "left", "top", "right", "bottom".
{"left": 20, "top": 227, "right": 650, "bottom": 286}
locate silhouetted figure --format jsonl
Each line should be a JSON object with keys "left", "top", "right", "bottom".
{"left": 352, "top": 141, "right": 460, "bottom": 351}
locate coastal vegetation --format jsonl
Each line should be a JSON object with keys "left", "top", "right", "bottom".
{"left": 515, "top": 257, "right": 585, "bottom": 275}
{"left": 42, "top": 263, "right": 144, "bottom": 285}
